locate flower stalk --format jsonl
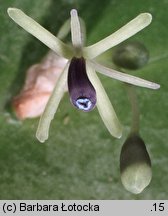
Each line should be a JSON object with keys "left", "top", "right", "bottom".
{"left": 113, "top": 42, "right": 153, "bottom": 194}
{"left": 125, "top": 84, "right": 140, "bottom": 134}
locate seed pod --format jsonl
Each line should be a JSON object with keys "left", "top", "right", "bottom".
{"left": 120, "top": 134, "right": 152, "bottom": 194}
{"left": 112, "top": 41, "right": 149, "bottom": 70}
{"left": 68, "top": 57, "right": 96, "bottom": 112}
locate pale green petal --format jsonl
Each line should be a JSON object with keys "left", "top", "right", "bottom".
{"left": 7, "top": 8, "right": 73, "bottom": 59}
{"left": 83, "top": 13, "right": 152, "bottom": 59}
{"left": 70, "top": 9, "right": 83, "bottom": 49}
{"left": 79, "top": 17, "right": 86, "bottom": 45}
{"left": 90, "top": 61, "right": 160, "bottom": 89}
{"left": 57, "top": 17, "right": 86, "bottom": 43}
{"left": 86, "top": 61, "right": 122, "bottom": 138}
{"left": 56, "top": 19, "right": 71, "bottom": 40}
{"left": 36, "top": 62, "right": 70, "bottom": 143}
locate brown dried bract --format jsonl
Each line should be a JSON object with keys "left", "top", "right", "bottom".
{"left": 12, "top": 51, "right": 67, "bottom": 119}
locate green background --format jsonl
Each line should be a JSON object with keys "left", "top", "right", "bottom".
{"left": 0, "top": 0, "right": 167, "bottom": 199}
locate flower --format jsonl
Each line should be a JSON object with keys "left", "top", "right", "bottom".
{"left": 7, "top": 8, "right": 160, "bottom": 143}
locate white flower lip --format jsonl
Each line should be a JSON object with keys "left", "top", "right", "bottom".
{"left": 86, "top": 62, "right": 122, "bottom": 138}
{"left": 7, "top": 8, "right": 73, "bottom": 59}
{"left": 70, "top": 9, "right": 83, "bottom": 48}
{"left": 90, "top": 61, "right": 160, "bottom": 89}
{"left": 7, "top": 7, "right": 160, "bottom": 142}
{"left": 83, "top": 13, "right": 152, "bottom": 59}
{"left": 36, "top": 62, "right": 70, "bottom": 143}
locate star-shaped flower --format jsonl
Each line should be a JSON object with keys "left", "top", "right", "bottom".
{"left": 8, "top": 8, "right": 160, "bottom": 143}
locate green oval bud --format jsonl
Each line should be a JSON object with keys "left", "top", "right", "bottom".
{"left": 120, "top": 134, "right": 152, "bottom": 194}
{"left": 112, "top": 41, "right": 149, "bottom": 70}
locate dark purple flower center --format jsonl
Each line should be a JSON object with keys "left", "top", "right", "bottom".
{"left": 68, "top": 57, "right": 96, "bottom": 112}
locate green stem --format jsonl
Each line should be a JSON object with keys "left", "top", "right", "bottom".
{"left": 124, "top": 84, "right": 140, "bottom": 134}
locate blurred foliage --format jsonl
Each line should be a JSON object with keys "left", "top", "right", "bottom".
{"left": 0, "top": 0, "right": 167, "bottom": 199}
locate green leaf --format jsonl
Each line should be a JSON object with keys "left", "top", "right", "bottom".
{"left": 0, "top": 0, "right": 167, "bottom": 199}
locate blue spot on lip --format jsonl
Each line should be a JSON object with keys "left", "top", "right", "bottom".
{"left": 76, "top": 98, "right": 92, "bottom": 111}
